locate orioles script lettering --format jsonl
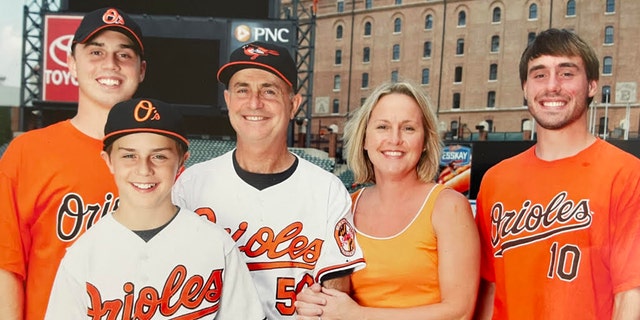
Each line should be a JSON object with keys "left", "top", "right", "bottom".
{"left": 86, "top": 265, "right": 223, "bottom": 319}
{"left": 57, "top": 192, "right": 119, "bottom": 242}
{"left": 241, "top": 222, "right": 323, "bottom": 264}
{"left": 195, "top": 207, "right": 322, "bottom": 269}
{"left": 490, "top": 191, "right": 592, "bottom": 257}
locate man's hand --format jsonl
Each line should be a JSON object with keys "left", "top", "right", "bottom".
{"left": 295, "top": 283, "right": 325, "bottom": 318}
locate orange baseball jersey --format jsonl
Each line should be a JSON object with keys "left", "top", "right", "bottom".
{"left": 476, "top": 139, "right": 640, "bottom": 319}
{"left": 0, "top": 120, "right": 118, "bottom": 320}
{"left": 350, "top": 184, "right": 444, "bottom": 307}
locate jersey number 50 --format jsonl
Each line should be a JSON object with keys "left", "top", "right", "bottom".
{"left": 276, "top": 274, "right": 314, "bottom": 316}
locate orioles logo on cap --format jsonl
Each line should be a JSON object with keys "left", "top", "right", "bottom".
{"left": 243, "top": 43, "right": 280, "bottom": 60}
{"left": 133, "top": 100, "right": 161, "bottom": 122}
{"left": 334, "top": 218, "right": 357, "bottom": 257}
{"left": 102, "top": 8, "right": 125, "bottom": 26}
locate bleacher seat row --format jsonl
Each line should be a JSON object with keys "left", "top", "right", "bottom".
{"left": 0, "top": 139, "right": 353, "bottom": 192}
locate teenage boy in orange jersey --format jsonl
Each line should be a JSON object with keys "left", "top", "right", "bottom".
{"left": 0, "top": 7, "right": 146, "bottom": 319}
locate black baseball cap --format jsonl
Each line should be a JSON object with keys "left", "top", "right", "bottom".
{"left": 73, "top": 7, "right": 144, "bottom": 57}
{"left": 217, "top": 41, "right": 297, "bottom": 90}
{"left": 103, "top": 98, "right": 189, "bottom": 151}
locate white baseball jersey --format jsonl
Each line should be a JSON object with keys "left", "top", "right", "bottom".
{"left": 172, "top": 151, "right": 366, "bottom": 319}
{"left": 45, "top": 209, "right": 265, "bottom": 320}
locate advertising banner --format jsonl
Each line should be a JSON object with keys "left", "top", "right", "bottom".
{"left": 437, "top": 143, "right": 472, "bottom": 198}
{"left": 42, "top": 14, "right": 83, "bottom": 103}
{"left": 228, "top": 20, "right": 296, "bottom": 56}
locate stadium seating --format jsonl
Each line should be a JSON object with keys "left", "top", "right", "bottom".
{"left": 185, "top": 139, "right": 337, "bottom": 173}
{"left": 0, "top": 142, "right": 8, "bottom": 158}
{"left": 334, "top": 164, "right": 361, "bottom": 192}
{"left": 185, "top": 139, "right": 236, "bottom": 167}
{"left": 0, "top": 139, "right": 356, "bottom": 190}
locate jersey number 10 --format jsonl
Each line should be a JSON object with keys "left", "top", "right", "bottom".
{"left": 547, "top": 242, "right": 581, "bottom": 282}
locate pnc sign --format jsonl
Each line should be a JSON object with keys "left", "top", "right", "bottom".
{"left": 233, "top": 24, "right": 292, "bottom": 43}
{"left": 230, "top": 21, "right": 295, "bottom": 51}
{"left": 43, "top": 14, "right": 83, "bottom": 103}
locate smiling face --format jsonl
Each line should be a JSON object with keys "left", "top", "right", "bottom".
{"left": 224, "top": 68, "right": 301, "bottom": 146}
{"left": 68, "top": 30, "right": 146, "bottom": 111}
{"left": 101, "top": 132, "right": 186, "bottom": 211}
{"left": 364, "top": 93, "right": 425, "bottom": 180}
{"left": 523, "top": 54, "right": 597, "bottom": 131}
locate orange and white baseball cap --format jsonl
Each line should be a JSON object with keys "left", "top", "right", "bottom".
{"left": 103, "top": 98, "right": 189, "bottom": 151}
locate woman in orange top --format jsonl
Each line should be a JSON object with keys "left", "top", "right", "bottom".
{"left": 295, "top": 81, "right": 479, "bottom": 319}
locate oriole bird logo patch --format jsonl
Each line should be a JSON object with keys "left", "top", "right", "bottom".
{"left": 243, "top": 43, "right": 280, "bottom": 60}
{"left": 334, "top": 218, "right": 356, "bottom": 257}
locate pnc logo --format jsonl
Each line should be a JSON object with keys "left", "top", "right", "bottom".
{"left": 234, "top": 25, "right": 252, "bottom": 42}
{"left": 233, "top": 24, "right": 291, "bottom": 43}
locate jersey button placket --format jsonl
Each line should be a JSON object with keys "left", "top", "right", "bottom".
{"left": 137, "top": 251, "right": 150, "bottom": 283}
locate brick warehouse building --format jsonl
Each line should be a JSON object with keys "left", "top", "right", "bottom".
{"left": 300, "top": 0, "right": 640, "bottom": 145}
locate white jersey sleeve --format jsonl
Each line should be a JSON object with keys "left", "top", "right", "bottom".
{"left": 172, "top": 172, "right": 188, "bottom": 208}
{"left": 216, "top": 236, "right": 266, "bottom": 319}
{"left": 313, "top": 174, "right": 365, "bottom": 283}
{"left": 45, "top": 255, "right": 88, "bottom": 319}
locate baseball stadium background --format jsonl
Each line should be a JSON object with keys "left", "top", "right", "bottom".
{"left": 2, "top": 0, "right": 640, "bottom": 205}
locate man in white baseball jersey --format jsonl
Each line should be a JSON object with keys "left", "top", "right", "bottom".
{"left": 46, "top": 98, "right": 265, "bottom": 319}
{"left": 172, "top": 41, "right": 366, "bottom": 319}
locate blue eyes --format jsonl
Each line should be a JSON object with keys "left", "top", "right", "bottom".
{"left": 121, "top": 154, "right": 168, "bottom": 160}
{"left": 374, "top": 125, "right": 415, "bottom": 131}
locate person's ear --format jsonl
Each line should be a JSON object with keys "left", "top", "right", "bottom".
{"left": 587, "top": 80, "right": 598, "bottom": 98}
{"left": 100, "top": 150, "right": 115, "bottom": 174}
{"left": 138, "top": 60, "right": 147, "bottom": 83}
{"left": 67, "top": 54, "right": 78, "bottom": 79}
{"left": 181, "top": 152, "right": 190, "bottom": 167}
{"left": 290, "top": 93, "right": 303, "bottom": 119}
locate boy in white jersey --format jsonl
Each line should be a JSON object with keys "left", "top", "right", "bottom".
{"left": 46, "top": 98, "right": 265, "bottom": 319}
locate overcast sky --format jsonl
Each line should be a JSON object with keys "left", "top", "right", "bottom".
{"left": 0, "top": 0, "right": 26, "bottom": 88}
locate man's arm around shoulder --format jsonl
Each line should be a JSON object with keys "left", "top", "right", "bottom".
{"left": 0, "top": 268, "right": 23, "bottom": 319}
{"left": 473, "top": 279, "right": 495, "bottom": 320}
{"left": 613, "top": 287, "right": 640, "bottom": 320}
{"left": 322, "top": 273, "right": 350, "bottom": 292}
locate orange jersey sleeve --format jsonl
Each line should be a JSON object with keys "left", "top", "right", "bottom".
{"left": 0, "top": 120, "right": 118, "bottom": 320}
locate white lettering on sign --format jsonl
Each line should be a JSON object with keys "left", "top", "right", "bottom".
{"left": 44, "top": 69, "right": 78, "bottom": 86}
{"left": 253, "top": 28, "right": 290, "bottom": 43}
{"left": 441, "top": 151, "right": 469, "bottom": 161}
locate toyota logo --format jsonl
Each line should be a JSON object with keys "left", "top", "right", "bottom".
{"left": 49, "top": 34, "right": 73, "bottom": 68}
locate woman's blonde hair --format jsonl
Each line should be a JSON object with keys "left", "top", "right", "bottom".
{"left": 343, "top": 81, "right": 442, "bottom": 184}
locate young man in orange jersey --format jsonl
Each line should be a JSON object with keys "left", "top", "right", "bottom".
{"left": 0, "top": 7, "right": 146, "bottom": 319}
{"left": 475, "top": 28, "right": 640, "bottom": 319}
